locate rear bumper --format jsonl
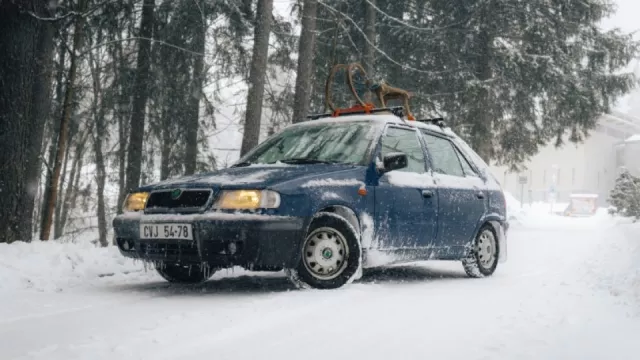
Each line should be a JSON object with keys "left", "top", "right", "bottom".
{"left": 112, "top": 212, "right": 307, "bottom": 270}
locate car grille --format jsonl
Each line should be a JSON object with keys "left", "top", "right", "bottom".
{"left": 139, "top": 241, "right": 199, "bottom": 259}
{"left": 145, "top": 189, "right": 213, "bottom": 213}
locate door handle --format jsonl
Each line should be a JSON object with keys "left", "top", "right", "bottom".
{"left": 421, "top": 190, "right": 434, "bottom": 198}
{"left": 476, "top": 192, "right": 485, "bottom": 199}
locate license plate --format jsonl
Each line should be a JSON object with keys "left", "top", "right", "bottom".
{"left": 140, "top": 223, "right": 193, "bottom": 240}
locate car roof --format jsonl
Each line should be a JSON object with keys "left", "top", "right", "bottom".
{"left": 290, "top": 113, "right": 456, "bottom": 138}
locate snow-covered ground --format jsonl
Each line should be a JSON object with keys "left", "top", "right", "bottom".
{"left": 1, "top": 201, "right": 640, "bottom": 360}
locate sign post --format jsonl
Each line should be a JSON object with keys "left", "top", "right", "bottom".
{"left": 549, "top": 164, "right": 559, "bottom": 214}
{"left": 518, "top": 175, "right": 528, "bottom": 208}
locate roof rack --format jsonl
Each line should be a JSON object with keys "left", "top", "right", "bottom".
{"left": 307, "top": 105, "right": 406, "bottom": 121}
{"left": 416, "top": 117, "right": 445, "bottom": 128}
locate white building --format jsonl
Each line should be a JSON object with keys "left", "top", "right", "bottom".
{"left": 489, "top": 111, "right": 640, "bottom": 206}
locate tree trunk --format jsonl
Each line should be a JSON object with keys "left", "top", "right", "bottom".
{"left": 25, "top": 5, "right": 57, "bottom": 240}
{"left": 0, "top": 1, "right": 57, "bottom": 244}
{"left": 93, "top": 119, "right": 108, "bottom": 247}
{"left": 115, "top": 30, "right": 129, "bottom": 214}
{"left": 239, "top": 0, "right": 274, "bottom": 157}
{"left": 184, "top": 4, "right": 207, "bottom": 175}
{"left": 117, "top": 114, "right": 128, "bottom": 210}
{"left": 59, "top": 137, "right": 85, "bottom": 236}
{"left": 40, "top": 0, "right": 88, "bottom": 241}
{"left": 363, "top": 0, "right": 376, "bottom": 74}
{"left": 160, "top": 108, "right": 171, "bottom": 180}
{"left": 291, "top": 0, "right": 317, "bottom": 124}
{"left": 88, "top": 28, "right": 109, "bottom": 247}
{"left": 469, "top": 21, "right": 494, "bottom": 163}
{"left": 125, "top": 0, "right": 155, "bottom": 192}
{"left": 40, "top": 27, "right": 67, "bottom": 233}
{"left": 53, "top": 141, "right": 72, "bottom": 238}
{"left": 61, "top": 153, "right": 83, "bottom": 233}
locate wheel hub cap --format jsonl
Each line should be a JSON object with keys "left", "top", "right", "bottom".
{"left": 302, "top": 228, "right": 349, "bottom": 280}
{"left": 476, "top": 230, "right": 497, "bottom": 269}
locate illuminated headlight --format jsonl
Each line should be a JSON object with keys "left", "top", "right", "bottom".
{"left": 123, "top": 192, "right": 149, "bottom": 212}
{"left": 213, "top": 190, "right": 281, "bottom": 210}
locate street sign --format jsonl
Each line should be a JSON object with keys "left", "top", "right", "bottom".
{"left": 518, "top": 175, "right": 528, "bottom": 184}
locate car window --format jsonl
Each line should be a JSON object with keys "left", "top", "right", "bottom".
{"left": 421, "top": 131, "right": 464, "bottom": 177}
{"left": 454, "top": 146, "right": 478, "bottom": 177}
{"left": 380, "top": 127, "right": 425, "bottom": 173}
{"left": 239, "top": 122, "right": 379, "bottom": 166}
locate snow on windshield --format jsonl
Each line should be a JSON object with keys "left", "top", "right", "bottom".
{"left": 242, "top": 122, "right": 379, "bottom": 165}
{"left": 148, "top": 169, "right": 277, "bottom": 187}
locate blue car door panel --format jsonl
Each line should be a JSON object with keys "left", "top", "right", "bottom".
{"left": 373, "top": 126, "right": 437, "bottom": 249}
{"left": 420, "top": 130, "right": 488, "bottom": 248}
{"left": 433, "top": 173, "right": 486, "bottom": 246}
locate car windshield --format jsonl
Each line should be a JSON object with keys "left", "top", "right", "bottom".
{"left": 238, "top": 121, "right": 379, "bottom": 166}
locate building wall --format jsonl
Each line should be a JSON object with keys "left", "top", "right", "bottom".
{"left": 488, "top": 130, "right": 620, "bottom": 205}
{"left": 618, "top": 140, "right": 640, "bottom": 177}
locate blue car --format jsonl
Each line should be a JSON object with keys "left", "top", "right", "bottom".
{"left": 113, "top": 110, "right": 508, "bottom": 289}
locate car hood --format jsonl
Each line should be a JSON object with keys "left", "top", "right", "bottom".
{"left": 139, "top": 164, "right": 362, "bottom": 191}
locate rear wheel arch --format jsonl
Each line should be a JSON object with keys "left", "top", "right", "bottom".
{"left": 472, "top": 214, "right": 505, "bottom": 243}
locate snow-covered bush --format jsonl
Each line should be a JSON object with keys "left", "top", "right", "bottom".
{"left": 608, "top": 168, "right": 640, "bottom": 221}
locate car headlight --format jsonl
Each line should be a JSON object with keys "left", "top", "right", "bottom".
{"left": 123, "top": 192, "right": 149, "bottom": 212}
{"left": 214, "top": 190, "right": 280, "bottom": 210}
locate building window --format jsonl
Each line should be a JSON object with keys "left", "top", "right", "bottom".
{"left": 557, "top": 169, "right": 561, "bottom": 186}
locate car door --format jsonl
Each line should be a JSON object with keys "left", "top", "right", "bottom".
{"left": 420, "top": 130, "right": 487, "bottom": 249}
{"left": 374, "top": 126, "right": 438, "bottom": 249}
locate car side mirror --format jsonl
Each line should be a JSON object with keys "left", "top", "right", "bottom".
{"left": 382, "top": 152, "right": 408, "bottom": 173}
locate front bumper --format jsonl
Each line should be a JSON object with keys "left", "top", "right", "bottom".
{"left": 112, "top": 212, "right": 307, "bottom": 270}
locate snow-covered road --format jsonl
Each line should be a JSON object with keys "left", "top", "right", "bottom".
{"left": 2, "top": 209, "right": 639, "bottom": 360}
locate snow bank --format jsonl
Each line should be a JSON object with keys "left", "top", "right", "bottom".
{"left": 0, "top": 232, "right": 274, "bottom": 294}
{"left": 504, "top": 191, "right": 523, "bottom": 219}
{"left": 0, "top": 237, "right": 148, "bottom": 293}
{"left": 588, "top": 217, "right": 640, "bottom": 307}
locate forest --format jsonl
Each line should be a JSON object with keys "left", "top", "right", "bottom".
{"left": 0, "top": 0, "right": 637, "bottom": 245}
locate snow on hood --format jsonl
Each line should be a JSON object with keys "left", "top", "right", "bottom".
{"left": 140, "top": 164, "right": 359, "bottom": 190}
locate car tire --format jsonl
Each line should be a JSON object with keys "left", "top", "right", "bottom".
{"left": 287, "top": 213, "right": 362, "bottom": 289}
{"left": 462, "top": 225, "right": 499, "bottom": 278}
{"left": 155, "top": 263, "right": 214, "bottom": 284}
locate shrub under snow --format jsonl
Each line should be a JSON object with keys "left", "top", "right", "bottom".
{"left": 608, "top": 168, "right": 640, "bottom": 221}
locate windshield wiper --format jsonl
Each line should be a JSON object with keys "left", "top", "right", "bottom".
{"left": 278, "top": 158, "right": 335, "bottom": 165}
{"left": 231, "top": 161, "right": 253, "bottom": 168}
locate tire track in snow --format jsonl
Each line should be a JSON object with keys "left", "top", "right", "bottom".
{"left": 148, "top": 288, "right": 375, "bottom": 360}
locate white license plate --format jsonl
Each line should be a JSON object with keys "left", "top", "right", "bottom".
{"left": 139, "top": 223, "right": 193, "bottom": 240}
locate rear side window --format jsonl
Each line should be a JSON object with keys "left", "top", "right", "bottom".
{"left": 454, "top": 146, "right": 478, "bottom": 177}
{"left": 380, "top": 127, "right": 425, "bottom": 173}
{"left": 421, "top": 132, "right": 464, "bottom": 177}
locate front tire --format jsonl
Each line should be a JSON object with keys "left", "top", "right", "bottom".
{"left": 155, "top": 263, "right": 214, "bottom": 284}
{"left": 288, "top": 213, "right": 362, "bottom": 289}
{"left": 462, "top": 225, "right": 499, "bottom": 278}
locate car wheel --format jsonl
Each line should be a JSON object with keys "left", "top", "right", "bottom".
{"left": 462, "top": 225, "right": 499, "bottom": 278}
{"left": 155, "top": 263, "right": 214, "bottom": 284}
{"left": 288, "top": 213, "right": 362, "bottom": 289}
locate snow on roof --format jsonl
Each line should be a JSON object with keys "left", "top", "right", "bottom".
{"left": 625, "top": 134, "right": 640, "bottom": 143}
{"left": 292, "top": 113, "right": 451, "bottom": 136}
{"left": 570, "top": 193, "right": 599, "bottom": 198}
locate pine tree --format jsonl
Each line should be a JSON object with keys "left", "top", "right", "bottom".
{"left": 310, "top": 0, "right": 638, "bottom": 169}
{"left": 608, "top": 168, "right": 640, "bottom": 221}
